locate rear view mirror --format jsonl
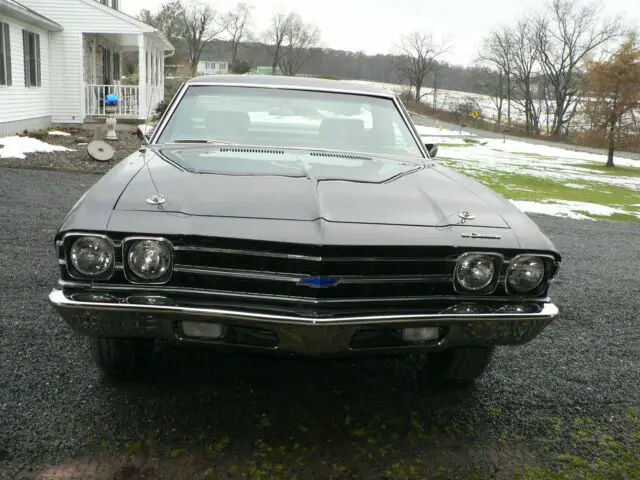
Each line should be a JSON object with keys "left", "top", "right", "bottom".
{"left": 425, "top": 143, "right": 438, "bottom": 158}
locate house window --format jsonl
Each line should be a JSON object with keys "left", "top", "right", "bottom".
{"left": 113, "top": 52, "right": 121, "bottom": 79}
{"left": 102, "top": 48, "right": 111, "bottom": 84}
{"left": 0, "top": 23, "right": 11, "bottom": 86}
{"left": 22, "top": 30, "right": 41, "bottom": 87}
{"left": 98, "top": 0, "right": 118, "bottom": 9}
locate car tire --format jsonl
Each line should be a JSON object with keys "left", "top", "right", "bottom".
{"left": 426, "top": 346, "right": 495, "bottom": 383}
{"left": 89, "top": 338, "right": 155, "bottom": 379}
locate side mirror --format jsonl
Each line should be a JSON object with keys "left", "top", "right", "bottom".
{"left": 136, "top": 124, "right": 154, "bottom": 143}
{"left": 425, "top": 143, "right": 438, "bottom": 158}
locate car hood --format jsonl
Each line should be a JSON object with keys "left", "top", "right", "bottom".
{"left": 113, "top": 149, "right": 511, "bottom": 229}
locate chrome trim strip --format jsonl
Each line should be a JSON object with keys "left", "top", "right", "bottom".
{"left": 172, "top": 265, "right": 452, "bottom": 284}
{"left": 48, "top": 288, "right": 559, "bottom": 327}
{"left": 183, "top": 82, "right": 396, "bottom": 98}
{"left": 56, "top": 280, "right": 544, "bottom": 305}
{"left": 150, "top": 81, "right": 190, "bottom": 143}
{"left": 173, "top": 245, "right": 457, "bottom": 263}
{"left": 393, "top": 95, "right": 429, "bottom": 160}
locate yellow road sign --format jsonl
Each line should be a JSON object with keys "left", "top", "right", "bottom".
{"left": 472, "top": 111, "right": 480, "bottom": 120}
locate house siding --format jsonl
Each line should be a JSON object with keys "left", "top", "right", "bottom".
{"left": 19, "top": 0, "right": 154, "bottom": 123}
{"left": 0, "top": 17, "right": 52, "bottom": 135}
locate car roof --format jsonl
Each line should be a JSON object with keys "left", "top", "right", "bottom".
{"left": 186, "top": 74, "right": 396, "bottom": 98}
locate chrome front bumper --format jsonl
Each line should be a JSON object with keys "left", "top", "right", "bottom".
{"left": 48, "top": 289, "right": 559, "bottom": 356}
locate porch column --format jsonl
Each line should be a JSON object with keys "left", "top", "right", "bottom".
{"left": 91, "top": 36, "right": 97, "bottom": 84}
{"left": 156, "top": 48, "right": 161, "bottom": 104}
{"left": 138, "top": 34, "right": 147, "bottom": 120}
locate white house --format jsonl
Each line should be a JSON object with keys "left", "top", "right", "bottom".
{"left": 0, "top": 0, "right": 174, "bottom": 136}
{"left": 197, "top": 56, "right": 228, "bottom": 76}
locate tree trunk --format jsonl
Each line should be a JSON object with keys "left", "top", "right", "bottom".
{"left": 272, "top": 46, "right": 280, "bottom": 74}
{"left": 432, "top": 71, "right": 438, "bottom": 109}
{"left": 507, "top": 73, "right": 511, "bottom": 127}
{"left": 415, "top": 84, "right": 421, "bottom": 105}
{"left": 606, "top": 114, "right": 616, "bottom": 167}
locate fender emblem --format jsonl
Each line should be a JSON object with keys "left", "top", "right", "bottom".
{"left": 461, "top": 232, "right": 502, "bottom": 239}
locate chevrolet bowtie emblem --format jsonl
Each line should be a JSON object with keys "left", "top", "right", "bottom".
{"left": 298, "top": 277, "right": 340, "bottom": 288}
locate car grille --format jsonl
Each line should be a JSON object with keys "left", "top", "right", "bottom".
{"left": 159, "top": 237, "right": 461, "bottom": 314}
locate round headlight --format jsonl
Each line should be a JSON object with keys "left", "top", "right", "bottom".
{"left": 455, "top": 253, "right": 496, "bottom": 291}
{"left": 507, "top": 255, "right": 545, "bottom": 293}
{"left": 127, "top": 239, "right": 172, "bottom": 281}
{"left": 70, "top": 236, "right": 114, "bottom": 277}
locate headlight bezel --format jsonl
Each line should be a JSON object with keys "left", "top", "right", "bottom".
{"left": 505, "top": 253, "right": 555, "bottom": 296}
{"left": 122, "top": 236, "right": 174, "bottom": 284}
{"left": 63, "top": 233, "right": 116, "bottom": 281}
{"left": 453, "top": 251, "right": 503, "bottom": 295}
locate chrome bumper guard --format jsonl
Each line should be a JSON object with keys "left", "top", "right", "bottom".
{"left": 48, "top": 289, "right": 559, "bottom": 355}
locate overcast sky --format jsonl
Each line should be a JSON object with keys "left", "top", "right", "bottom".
{"left": 122, "top": 0, "right": 638, "bottom": 66}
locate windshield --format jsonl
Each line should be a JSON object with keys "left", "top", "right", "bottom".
{"left": 155, "top": 85, "right": 424, "bottom": 160}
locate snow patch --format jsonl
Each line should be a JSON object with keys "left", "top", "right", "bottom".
{"left": 47, "top": 131, "right": 71, "bottom": 137}
{"left": 0, "top": 136, "right": 74, "bottom": 159}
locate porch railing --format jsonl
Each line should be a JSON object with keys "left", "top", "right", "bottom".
{"left": 85, "top": 84, "right": 140, "bottom": 117}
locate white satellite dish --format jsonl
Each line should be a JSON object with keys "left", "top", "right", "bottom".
{"left": 87, "top": 140, "right": 115, "bottom": 162}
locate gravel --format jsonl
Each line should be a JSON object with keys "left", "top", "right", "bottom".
{"left": 0, "top": 126, "right": 144, "bottom": 174}
{"left": 0, "top": 166, "right": 639, "bottom": 479}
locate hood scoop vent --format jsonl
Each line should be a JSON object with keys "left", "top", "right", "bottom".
{"left": 310, "top": 152, "right": 373, "bottom": 161}
{"left": 219, "top": 148, "right": 285, "bottom": 155}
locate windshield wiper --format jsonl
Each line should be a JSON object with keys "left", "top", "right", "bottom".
{"left": 170, "top": 139, "right": 232, "bottom": 145}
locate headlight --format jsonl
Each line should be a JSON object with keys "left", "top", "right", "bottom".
{"left": 455, "top": 253, "right": 496, "bottom": 291}
{"left": 69, "top": 236, "right": 114, "bottom": 278}
{"left": 507, "top": 255, "right": 545, "bottom": 293}
{"left": 127, "top": 239, "right": 172, "bottom": 281}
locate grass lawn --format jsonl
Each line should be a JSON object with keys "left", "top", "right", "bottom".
{"left": 436, "top": 146, "right": 640, "bottom": 222}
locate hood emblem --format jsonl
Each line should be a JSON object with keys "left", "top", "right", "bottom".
{"left": 146, "top": 193, "right": 166, "bottom": 206}
{"left": 298, "top": 277, "right": 340, "bottom": 288}
{"left": 457, "top": 210, "right": 476, "bottom": 222}
{"left": 461, "top": 232, "right": 502, "bottom": 240}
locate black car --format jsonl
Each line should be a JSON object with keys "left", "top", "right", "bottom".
{"left": 49, "top": 75, "right": 561, "bottom": 382}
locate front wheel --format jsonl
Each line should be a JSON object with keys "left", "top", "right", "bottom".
{"left": 426, "top": 346, "right": 495, "bottom": 383}
{"left": 90, "top": 338, "right": 155, "bottom": 379}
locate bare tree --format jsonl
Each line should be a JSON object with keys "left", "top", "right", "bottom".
{"left": 264, "top": 12, "right": 292, "bottom": 74}
{"left": 478, "top": 27, "right": 514, "bottom": 125}
{"left": 178, "top": 0, "right": 226, "bottom": 76}
{"left": 533, "top": 0, "right": 623, "bottom": 135}
{"left": 222, "top": 3, "right": 253, "bottom": 70}
{"left": 393, "top": 32, "right": 449, "bottom": 103}
{"left": 509, "top": 20, "right": 542, "bottom": 134}
{"left": 430, "top": 61, "right": 446, "bottom": 109}
{"left": 138, "top": 1, "right": 183, "bottom": 46}
{"left": 475, "top": 66, "right": 506, "bottom": 123}
{"left": 278, "top": 14, "right": 321, "bottom": 76}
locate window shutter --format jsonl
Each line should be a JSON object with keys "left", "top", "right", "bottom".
{"left": 5, "top": 24, "right": 11, "bottom": 86}
{"left": 35, "top": 33, "right": 41, "bottom": 86}
{"left": 22, "top": 29, "right": 29, "bottom": 86}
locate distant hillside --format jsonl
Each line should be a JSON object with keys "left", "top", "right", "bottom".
{"left": 165, "top": 38, "right": 494, "bottom": 96}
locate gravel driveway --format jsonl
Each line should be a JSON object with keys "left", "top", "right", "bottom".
{"left": 0, "top": 166, "right": 639, "bottom": 479}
